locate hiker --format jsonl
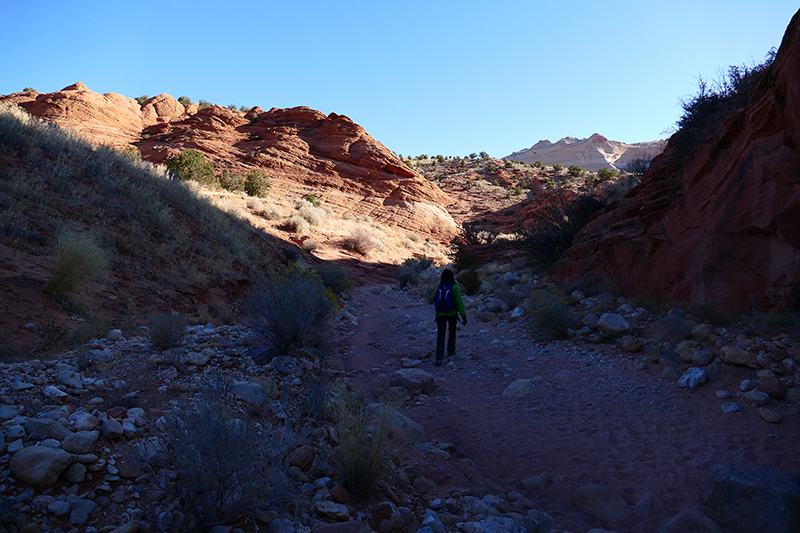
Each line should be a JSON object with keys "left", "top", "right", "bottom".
{"left": 434, "top": 269, "right": 467, "bottom": 365}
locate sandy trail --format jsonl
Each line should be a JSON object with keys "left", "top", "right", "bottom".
{"left": 328, "top": 285, "right": 800, "bottom": 532}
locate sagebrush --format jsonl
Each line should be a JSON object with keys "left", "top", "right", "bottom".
{"left": 239, "top": 267, "right": 334, "bottom": 355}
{"left": 163, "top": 372, "right": 293, "bottom": 529}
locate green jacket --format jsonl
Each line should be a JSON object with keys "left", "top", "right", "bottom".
{"left": 436, "top": 283, "right": 466, "bottom": 317}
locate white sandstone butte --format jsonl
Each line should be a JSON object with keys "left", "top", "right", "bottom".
{"left": 506, "top": 133, "right": 666, "bottom": 171}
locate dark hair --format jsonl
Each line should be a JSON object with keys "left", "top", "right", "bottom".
{"left": 441, "top": 269, "right": 455, "bottom": 283}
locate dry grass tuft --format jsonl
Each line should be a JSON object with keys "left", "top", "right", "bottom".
{"left": 45, "top": 230, "right": 109, "bottom": 296}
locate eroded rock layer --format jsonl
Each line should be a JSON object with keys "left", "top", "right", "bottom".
{"left": 556, "top": 8, "right": 800, "bottom": 310}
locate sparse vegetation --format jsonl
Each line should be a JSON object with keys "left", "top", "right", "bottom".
{"left": 150, "top": 312, "right": 187, "bottom": 350}
{"left": 343, "top": 227, "right": 376, "bottom": 256}
{"left": 163, "top": 372, "right": 293, "bottom": 529}
{"left": 520, "top": 189, "right": 602, "bottom": 267}
{"left": 165, "top": 149, "right": 215, "bottom": 186}
{"left": 45, "top": 229, "right": 110, "bottom": 297}
{"left": 396, "top": 256, "right": 434, "bottom": 288}
{"left": 219, "top": 169, "right": 245, "bottom": 192}
{"left": 284, "top": 215, "right": 310, "bottom": 233}
{"left": 315, "top": 264, "right": 352, "bottom": 296}
{"left": 333, "top": 389, "right": 393, "bottom": 495}
{"left": 239, "top": 267, "right": 334, "bottom": 355}
{"left": 526, "top": 287, "right": 571, "bottom": 339}
{"left": 673, "top": 48, "right": 776, "bottom": 161}
{"left": 244, "top": 169, "right": 270, "bottom": 197}
{"left": 457, "top": 268, "right": 482, "bottom": 296}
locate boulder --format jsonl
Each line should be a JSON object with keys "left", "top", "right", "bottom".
{"left": 572, "top": 485, "right": 632, "bottom": 529}
{"left": 502, "top": 379, "right": 545, "bottom": 399}
{"left": 596, "top": 313, "right": 631, "bottom": 337}
{"left": 367, "top": 404, "right": 427, "bottom": 443}
{"left": 390, "top": 368, "right": 435, "bottom": 395}
{"left": 231, "top": 380, "right": 266, "bottom": 404}
{"left": 24, "top": 418, "right": 73, "bottom": 441}
{"left": 703, "top": 464, "right": 800, "bottom": 533}
{"left": 720, "top": 346, "right": 759, "bottom": 368}
{"left": 10, "top": 446, "right": 73, "bottom": 487}
{"left": 62, "top": 431, "right": 99, "bottom": 454}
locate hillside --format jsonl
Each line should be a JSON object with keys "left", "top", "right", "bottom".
{"left": 506, "top": 133, "right": 666, "bottom": 171}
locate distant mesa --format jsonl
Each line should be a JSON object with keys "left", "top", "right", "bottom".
{"left": 506, "top": 133, "right": 666, "bottom": 171}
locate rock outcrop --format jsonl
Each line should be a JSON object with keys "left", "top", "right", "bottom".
{"left": 1, "top": 84, "right": 456, "bottom": 238}
{"left": 556, "top": 8, "right": 800, "bottom": 310}
{"left": 506, "top": 133, "right": 665, "bottom": 171}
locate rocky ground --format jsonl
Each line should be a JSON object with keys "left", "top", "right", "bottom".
{"left": 4, "top": 260, "right": 798, "bottom": 533}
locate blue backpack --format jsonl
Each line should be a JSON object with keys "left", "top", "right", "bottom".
{"left": 434, "top": 281, "right": 455, "bottom": 313}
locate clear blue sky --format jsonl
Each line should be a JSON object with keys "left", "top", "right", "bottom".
{"left": 1, "top": 1, "right": 796, "bottom": 158}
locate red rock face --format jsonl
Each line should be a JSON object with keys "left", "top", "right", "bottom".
{"left": 1, "top": 84, "right": 455, "bottom": 238}
{"left": 556, "top": 9, "right": 800, "bottom": 310}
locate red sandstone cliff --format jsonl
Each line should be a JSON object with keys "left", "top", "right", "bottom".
{"left": 555, "top": 8, "right": 800, "bottom": 310}
{"left": 1, "top": 84, "right": 455, "bottom": 238}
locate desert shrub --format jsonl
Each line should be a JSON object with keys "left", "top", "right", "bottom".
{"left": 134, "top": 95, "right": 149, "bottom": 105}
{"left": 396, "top": 256, "right": 433, "bottom": 288}
{"left": 163, "top": 372, "right": 293, "bottom": 529}
{"left": 177, "top": 96, "right": 191, "bottom": 107}
{"left": 239, "top": 267, "right": 334, "bottom": 355}
{"left": 623, "top": 157, "right": 651, "bottom": 177}
{"left": 526, "top": 288, "right": 571, "bottom": 340}
{"left": 303, "top": 194, "right": 321, "bottom": 207}
{"left": 567, "top": 165, "right": 584, "bottom": 178}
{"left": 521, "top": 189, "right": 602, "bottom": 266}
{"left": 284, "top": 215, "right": 309, "bottom": 233}
{"left": 23, "top": 87, "right": 36, "bottom": 93}
{"left": 674, "top": 49, "right": 775, "bottom": 161}
{"left": 315, "top": 264, "right": 352, "bottom": 296}
{"left": 198, "top": 99, "right": 213, "bottom": 109}
{"left": 150, "top": 312, "right": 187, "bottom": 350}
{"left": 343, "top": 227, "right": 375, "bottom": 255}
{"left": 165, "top": 149, "right": 215, "bottom": 186}
{"left": 219, "top": 169, "right": 245, "bottom": 192}
{"left": 302, "top": 238, "right": 317, "bottom": 252}
{"left": 244, "top": 170, "right": 270, "bottom": 197}
{"left": 248, "top": 198, "right": 282, "bottom": 220}
{"left": 454, "top": 250, "right": 481, "bottom": 272}
{"left": 533, "top": 160, "right": 542, "bottom": 168}
{"left": 45, "top": 229, "right": 110, "bottom": 296}
{"left": 333, "top": 389, "right": 392, "bottom": 495}
{"left": 457, "top": 269, "right": 482, "bottom": 296}
{"left": 500, "top": 289, "right": 524, "bottom": 310}
{"left": 120, "top": 146, "right": 141, "bottom": 163}
{"left": 459, "top": 221, "right": 498, "bottom": 247}
{"left": 297, "top": 204, "right": 325, "bottom": 226}
{"left": 596, "top": 167, "right": 616, "bottom": 182}
{"left": 552, "top": 164, "right": 563, "bottom": 173}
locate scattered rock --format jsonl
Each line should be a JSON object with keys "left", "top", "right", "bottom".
{"left": 502, "top": 378, "right": 545, "bottom": 399}
{"left": 758, "top": 407, "right": 784, "bottom": 424}
{"left": 10, "top": 446, "right": 73, "bottom": 487}
{"left": 720, "top": 346, "right": 759, "bottom": 368}
{"left": 390, "top": 368, "right": 436, "bottom": 395}
{"left": 758, "top": 377, "right": 786, "bottom": 399}
{"left": 703, "top": 464, "right": 800, "bottom": 533}
{"left": 596, "top": 313, "right": 631, "bottom": 337}
{"left": 678, "top": 368, "right": 708, "bottom": 389}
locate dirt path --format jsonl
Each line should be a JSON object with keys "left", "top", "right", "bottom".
{"left": 328, "top": 285, "right": 800, "bottom": 532}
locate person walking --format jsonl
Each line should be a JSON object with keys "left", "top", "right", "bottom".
{"left": 434, "top": 269, "right": 467, "bottom": 365}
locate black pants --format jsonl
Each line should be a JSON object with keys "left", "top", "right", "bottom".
{"left": 436, "top": 314, "right": 458, "bottom": 362}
